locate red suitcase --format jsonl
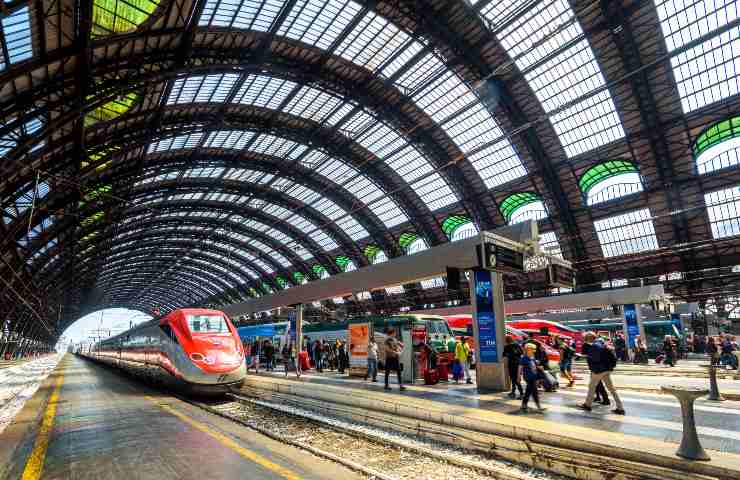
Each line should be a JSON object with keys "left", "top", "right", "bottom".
{"left": 436, "top": 363, "right": 449, "bottom": 382}
{"left": 423, "top": 368, "right": 439, "bottom": 385}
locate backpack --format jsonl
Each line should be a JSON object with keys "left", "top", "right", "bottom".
{"left": 603, "top": 346, "right": 618, "bottom": 371}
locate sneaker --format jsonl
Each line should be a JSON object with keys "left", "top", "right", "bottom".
{"left": 577, "top": 404, "right": 592, "bottom": 412}
{"left": 600, "top": 400, "right": 611, "bottom": 406}
{"left": 384, "top": 385, "right": 391, "bottom": 390}
{"left": 612, "top": 408, "right": 626, "bottom": 415}
{"left": 536, "top": 406, "right": 547, "bottom": 413}
{"left": 567, "top": 381, "right": 575, "bottom": 388}
{"left": 399, "top": 386, "right": 407, "bottom": 391}
{"left": 520, "top": 406, "right": 529, "bottom": 413}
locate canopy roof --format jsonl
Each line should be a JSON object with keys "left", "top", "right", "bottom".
{"left": 3, "top": 0, "right": 740, "bottom": 344}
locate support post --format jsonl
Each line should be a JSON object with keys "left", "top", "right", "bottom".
{"left": 623, "top": 304, "right": 645, "bottom": 357}
{"left": 469, "top": 269, "right": 509, "bottom": 391}
{"left": 295, "top": 304, "right": 303, "bottom": 352}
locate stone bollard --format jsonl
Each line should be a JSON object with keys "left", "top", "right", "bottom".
{"left": 702, "top": 364, "right": 725, "bottom": 402}
{"left": 661, "top": 385, "right": 710, "bottom": 461}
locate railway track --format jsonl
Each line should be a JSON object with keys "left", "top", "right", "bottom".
{"left": 187, "top": 389, "right": 565, "bottom": 480}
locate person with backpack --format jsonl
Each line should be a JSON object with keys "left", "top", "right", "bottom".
{"left": 454, "top": 337, "right": 472, "bottom": 384}
{"left": 578, "top": 331, "right": 625, "bottom": 415}
{"left": 556, "top": 335, "right": 575, "bottom": 388}
{"left": 519, "top": 343, "right": 546, "bottom": 413}
{"left": 503, "top": 335, "right": 524, "bottom": 398}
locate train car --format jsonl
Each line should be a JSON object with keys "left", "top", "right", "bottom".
{"left": 86, "top": 308, "right": 246, "bottom": 395}
{"left": 567, "top": 319, "right": 681, "bottom": 355}
{"left": 506, "top": 319, "right": 584, "bottom": 352}
{"left": 445, "top": 315, "right": 561, "bottom": 363}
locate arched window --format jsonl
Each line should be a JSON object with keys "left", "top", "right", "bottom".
{"left": 500, "top": 193, "right": 548, "bottom": 224}
{"left": 442, "top": 215, "right": 479, "bottom": 242}
{"left": 293, "top": 272, "right": 308, "bottom": 285}
{"left": 694, "top": 116, "right": 740, "bottom": 175}
{"left": 313, "top": 264, "right": 330, "bottom": 280}
{"left": 579, "top": 160, "right": 643, "bottom": 206}
{"left": 335, "top": 255, "right": 356, "bottom": 272}
{"left": 275, "top": 276, "right": 289, "bottom": 289}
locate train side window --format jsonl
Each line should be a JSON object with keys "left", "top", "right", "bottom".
{"left": 160, "top": 325, "right": 178, "bottom": 344}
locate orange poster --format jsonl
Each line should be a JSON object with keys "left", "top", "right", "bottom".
{"left": 349, "top": 323, "right": 369, "bottom": 366}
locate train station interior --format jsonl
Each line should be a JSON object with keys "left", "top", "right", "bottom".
{"left": 2, "top": 0, "right": 740, "bottom": 479}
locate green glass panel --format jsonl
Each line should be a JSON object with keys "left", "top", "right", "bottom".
{"left": 335, "top": 255, "right": 350, "bottom": 271}
{"left": 398, "top": 232, "right": 418, "bottom": 249}
{"left": 85, "top": 91, "right": 140, "bottom": 125}
{"left": 293, "top": 272, "right": 305, "bottom": 283}
{"left": 441, "top": 215, "right": 470, "bottom": 238}
{"left": 248, "top": 287, "right": 259, "bottom": 298}
{"left": 80, "top": 231, "right": 99, "bottom": 243}
{"left": 364, "top": 245, "right": 380, "bottom": 262}
{"left": 693, "top": 116, "right": 740, "bottom": 158}
{"left": 578, "top": 160, "right": 638, "bottom": 194}
{"left": 261, "top": 282, "right": 272, "bottom": 294}
{"left": 312, "top": 264, "right": 326, "bottom": 276}
{"left": 276, "top": 276, "right": 287, "bottom": 288}
{"left": 92, "top": 0, "right": 160, "bottom": 36}
{"left": 500, "top": 192, "right": 540, "bottom": 222}
{"left": 85, "top": 145, "right": 120, "bottom": 172}
{"left": 80, "top": 211, "right": 104, "bottom": 228}
{"left": 82, "top": 184, "right": 112, "bottom": 203}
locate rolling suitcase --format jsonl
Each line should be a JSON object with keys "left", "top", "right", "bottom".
{"left": 436, "top": 363, "right": 449, "bottom": 382}
{"left": 424, "top": 368, "right": 439, "bottom": 385}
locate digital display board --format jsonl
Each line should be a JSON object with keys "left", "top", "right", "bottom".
{"left": 474, "top": 269, "right": 498, "bottom": 363}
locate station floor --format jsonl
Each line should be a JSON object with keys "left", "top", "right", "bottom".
{"left": 0, "top": 355, "right": 362, "bottom": 480}
{"left": 257, "top": 365, "right": 740, "bottom": 454}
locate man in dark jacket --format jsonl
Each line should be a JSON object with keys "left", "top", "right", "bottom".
{"left": 578, "top": 332, "right": 625, "bottom": 415}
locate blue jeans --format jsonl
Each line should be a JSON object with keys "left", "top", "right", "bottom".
{"left": 366, "top": 358, "right": 377, "bottom": 380}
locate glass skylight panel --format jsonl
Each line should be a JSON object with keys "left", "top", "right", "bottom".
{"left": 697, "top": 137, "right": 740, "bottom": 174}
{"left": 385, "top": 145, "right": 433, "bottom": 182}
{"left": 287, "top": 184, "right": 322, "bottom": 205}
{"left": 594, "top": 208, "right": 659, "bottom": 257}
{"left": 705, "top": 185, "right": 740, "bottom": 239}
{"left": 335, "top": 11, "right": 416, "bottom": 74}
{"left": 167, "top": 74, "right": 240, "bottom": 104}
{"left": 199, "top": 0, "right": 285, "bottom": 31}
{"left": 333, "top": 216, "right": 365, "bottom": 240}
{"left": 509, "top": 200, "right": 548, "bottom": 224}
{"left": 242, "top": 252, "right": 274, "bottom": 274}
{"left": 250, "top": 134, "right": 307, "bottom": 159}
{"left": 539, "top": 231, "right": 563, "bottom": 259}
{"left": 2, "top": 7, "right": 33, "bottom": 66}
{"left": 368, "top": 196, "right": 408, "bottom": 228}
{"left": 655, "top": 0, "right": 740, "bottom": 112}
{"left": 283, "top": 86, "right": 349, "bottom": 124}
{"left": 148, "top": 133, "right": 204, "bottom": 153}
{"left": 477, "top": 0, "right": 625, "bottom": 158}
{"left": 233, "top": 75, "right": 297, "bottom": 109}
{"left": 586, "top": 172, "right": 643, "bottom": 206}
{"left": 0, "top": 117, "right": 44, "bottom": 157}
{"left": 411, "top": 174, "right": 457, "bottom": 211}
{"left": 277, "top": 0, "right": 362, "bottom": 50}
{"left": 204, "top": 130, "right": 255, "bottom": 149}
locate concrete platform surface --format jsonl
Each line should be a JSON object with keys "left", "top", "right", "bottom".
{"left": 0, "top": 355, "right": 362, "bottom": 480}
{"left": 254, "top": 368, "right": 740, "bottom": 455}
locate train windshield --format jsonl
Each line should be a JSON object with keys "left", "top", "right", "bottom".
{"left": 186, "top": 314, "right": 230, "bottom": 333}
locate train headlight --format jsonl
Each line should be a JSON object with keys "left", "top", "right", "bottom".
{"left": 190, "top": 353, "right": 205, "bottom": 362}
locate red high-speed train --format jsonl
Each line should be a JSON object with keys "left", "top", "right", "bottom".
{"left": 83, "top": 308, "right": 246, "bottom": 394}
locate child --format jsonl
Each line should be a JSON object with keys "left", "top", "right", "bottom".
{"left": 519, "top": 343, "right": 546, "bottom": 413}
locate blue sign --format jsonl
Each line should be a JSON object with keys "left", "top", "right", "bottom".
{"left": 474, "top": 269, "right": 498, "bottom": 363}
{"left": 623, "top": 304, "right": 640, "bottom": 348}
{"left": 670, "top": 313, "right": 682, "bottom": 331}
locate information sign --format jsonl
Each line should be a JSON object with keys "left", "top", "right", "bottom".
{"left": 474, "top": 269, "right": 498, "bottom": 363}
{"left": 623, "top": 304, "right": 640, "bottom": 348}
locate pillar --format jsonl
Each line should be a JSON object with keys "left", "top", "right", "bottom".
{"left": 622, "top": 304, "right": 646, "bottom": 354}
{"left": 469, "top": 268, "right": 509, "bottom": 391}
{"left": 295, "top": 304, "right": 303, "bottom": 352}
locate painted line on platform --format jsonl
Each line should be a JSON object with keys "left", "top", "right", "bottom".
{"left": 145, "top": 396, "right": 302, "bottom": 480}
{"left": 21, "top": 366, "right": 65, "bottom": 480}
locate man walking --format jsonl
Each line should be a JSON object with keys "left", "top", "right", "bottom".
{"left": 384, "top": 328, "right": 405, "bottom": 391}
{"left": 578, "top": 332, "right": 625, "bottom": 415}
{"left": 455, "top": 336, "right": 472, "bottom": 384}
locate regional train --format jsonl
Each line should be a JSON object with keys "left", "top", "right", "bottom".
{"left": 81, "top": 308, "right": 246, "bottom": 394}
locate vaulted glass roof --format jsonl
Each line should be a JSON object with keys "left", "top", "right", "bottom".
{"left": 1, "top": 7, "right": 33, "bottom": 69}
{"left": 475, "top": 0, "right": 625, "bottom": 158}
{"left": 655, "top": 0, "right": 740, "bottom": 113}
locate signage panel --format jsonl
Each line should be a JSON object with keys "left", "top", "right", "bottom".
{"left": 349, "top": 323, "right": 370, "bottom": 368}
{"left": 474, "top": 269, "right": 498, "bottom": 363}
{"left": 623, "top": 304, "right": 640, "bottom": 348}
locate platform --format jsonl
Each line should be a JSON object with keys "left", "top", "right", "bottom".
{"left": 243, "top": 367, "right": 740, "bottom": 479}
{"left": 0, "top": 355, "right": 362, "bottom": 480}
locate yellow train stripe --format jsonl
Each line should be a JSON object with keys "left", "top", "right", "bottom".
{"left": 145, "top": 396, "right": 302, "bottom": 480}
{"left": 21, "top": 368, "right": 65, "bottom": 480}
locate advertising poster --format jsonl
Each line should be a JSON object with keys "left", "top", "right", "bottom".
{"left": 474, "top": 270, "right": 498, "bottom": 363}
{"left": 623, "top": 304, "right": 640, "bottom": 348}
{"left": 349, "top": 323, "right": 370, "bottom": 368}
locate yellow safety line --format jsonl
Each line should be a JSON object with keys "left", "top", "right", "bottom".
{"left": 21, "top": 367, "right": 65, "bottom": 480}
{"left": 145, "top": 396, "right": 302, "bottom": 480}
